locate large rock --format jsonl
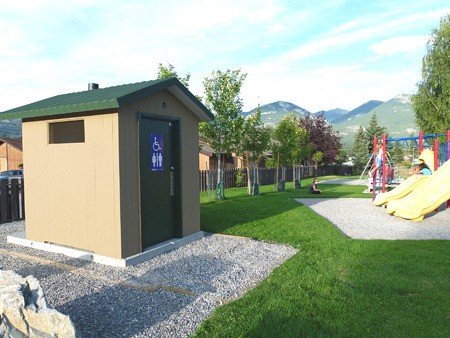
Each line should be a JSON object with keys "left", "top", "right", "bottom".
{"left": 0, "top": 269, "right": 79, "bottom": 337}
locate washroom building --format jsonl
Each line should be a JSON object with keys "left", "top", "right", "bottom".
{"left": 0, "top": 78, "right": 213, "bottom": 265}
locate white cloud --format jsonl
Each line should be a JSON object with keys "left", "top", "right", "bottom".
{"left": 370, "top": 35, "right": 430, "bottom": 56}
{"left": 0, "top": 0, "right": 449, "bottom": 114}
{"left": 241, "top": 61, "right": 419, "bottom": 112}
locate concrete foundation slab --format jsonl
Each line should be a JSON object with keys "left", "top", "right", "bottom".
{"left": 7, "top": 231, "right": 205, "bottom": 267}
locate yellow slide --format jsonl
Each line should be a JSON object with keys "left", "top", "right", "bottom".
{"left": 385, "top": 159, "right": 450, "bottom": 221}
{"left": 373, "top": 175, "right": 429, "bottom": 206}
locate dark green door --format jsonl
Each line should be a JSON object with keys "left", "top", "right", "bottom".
{"left": 139, "top": 115, "right": 180, "bottom": 248}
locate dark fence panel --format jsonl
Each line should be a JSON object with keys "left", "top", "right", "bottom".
{"left": 199, "top": 165, "right": 352, "bottom": 191}
{"left": 0, "top": 178, "right": 25, "bottom": 224}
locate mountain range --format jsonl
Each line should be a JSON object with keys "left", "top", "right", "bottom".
{"left": 243, "top": 94, "right": 418, "bottom": 149}
{"left": 0, "top": 94, "right": 418, "bottom": 150}
{"left": 0, "top": 119, "right": 22, "bottom": 138}
{"left": 243, "top": 101, "right": 310, "bottom": 126}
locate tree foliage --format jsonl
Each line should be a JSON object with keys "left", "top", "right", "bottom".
{"left": 364, "top": 112, "right": 387, "bottom": 152}
{"left": 268, "top": 113, "right": 309, "bottom": 169}
{"left": 413, "top": 14, "right": 450, "bottom": 134}
{"left": 335, "top": 149, "right": 348, "bottom": 165}
{"left": 199, "top": 69, "right": 247, "bottom": 198}
{"left": 312, "top": 151, "right": 324, "bottom": 169}
{"left": 352, "top": 126, "right": 369, "bottom": 173}
{"left": 238, "top": 106, "right": 271, "bottom": 165}
{"left": 200, "top": 69, "right": 246, "bottom": 156}
{"left": 392, "top": 142, "right": 404, "bottom": 165}
{"left": 237, "top": 105, "right": 271, "bottom": 194}
{"left": 157, "top": 63, "right": 191, "bottom": 88}
{"left": 300, "top": 114, "right": 341, "bottom": 164}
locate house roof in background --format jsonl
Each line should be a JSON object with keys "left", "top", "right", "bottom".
{"left": 0, "top": 78, "right": 214, "bottom": 122}
{"left": 0, "top": 137, "right": 22, "bottom": 151}
{"left": 200, "top": 143, "right": 215, "bottom": 157}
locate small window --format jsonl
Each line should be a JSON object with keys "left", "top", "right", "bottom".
{"left": 49, "top": 120, "right": 85, "bottom": 144}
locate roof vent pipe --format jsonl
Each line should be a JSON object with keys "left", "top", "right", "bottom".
{"left": 88, "top": 83, "right": 99, "bottom": 90}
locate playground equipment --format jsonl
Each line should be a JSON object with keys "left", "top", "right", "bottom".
{"left": 373, "top": 175, "right": 429, "bottom": 206}
{"left": 370, "top": 131, "right": 449, "bottom": 194}
{"left": 372, "top": 130, "right": 450, "bottom": 221}
{"left": 358, "top": 139, "right": 400, "bottom": 191}
{"left": 373, "top": 148, "right": 435, "bottom": 206}
{"left": 385, "top": 158, "right": 450, "bottom": 221}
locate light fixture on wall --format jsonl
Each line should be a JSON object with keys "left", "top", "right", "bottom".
{"left": 162, "top": 101, "right": 167, "bottom": 109}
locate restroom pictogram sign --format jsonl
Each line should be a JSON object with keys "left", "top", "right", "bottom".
{"left": 150, "top": 133, "right": 164, "bottom": 171}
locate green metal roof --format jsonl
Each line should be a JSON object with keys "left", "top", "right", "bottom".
{"left": 0, "top": 78, "right": 214, "bottom": 122}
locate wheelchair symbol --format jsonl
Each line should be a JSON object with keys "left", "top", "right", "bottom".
{"left": 152, "top": 137, "right": 161, "bottom": 151}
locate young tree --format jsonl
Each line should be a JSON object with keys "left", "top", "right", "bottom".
{"left": 267, "top": 113, "right": 309, "bottom": 191}
{"left": 312, "top": 151, "right": 324, "bottom": 170}
{"left": 157, "top": 63, "right": 191, "bottom": 88}
{"left": 352, "top": 126, "right": 369, "bottom": 173}
{"left": 364, "top": 112, "right": 387, "bottom": 152}
{"left": 238, "top": 105, "right": 271, "bottom": 195}
{"left": 335, "top": 149, "right": 348, "bottom": 164}
{"left": 200, "top": 69, "right": 247, "bottom": 199}
{"left": 300, "top": 114, "right": 341, "bottom": 164}
{"left": 413, "top": 14, "right": 450, "bottom": 134}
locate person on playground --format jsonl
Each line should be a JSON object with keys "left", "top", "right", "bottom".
{"left": 309, "top": 178, "right": 321, "bottom": 194}
{"left": 416, "top": 162, "right": 432, "bottom": 176}
{"left": 370, "top": 141, "right": 383, "bottom": 178}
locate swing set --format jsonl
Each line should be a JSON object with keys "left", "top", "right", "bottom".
{"left": 366, "top": 130, "right": 450, "bottom": 206}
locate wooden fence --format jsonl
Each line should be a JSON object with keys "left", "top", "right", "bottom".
{"left": 0, "top": 178, "right": 25, "bottom": 224}
{"left": 199, "top": 165, "right": 353, "bottom": 192}
{"left": 0, "top": 166, "right": 353, "bottom": 222}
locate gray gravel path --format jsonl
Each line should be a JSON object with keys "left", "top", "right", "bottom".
{"left": 0, "top": 221, "right": 297, "bottom": 337}
{"left": 296, "top": 198, "right": 450, "bottom": 240}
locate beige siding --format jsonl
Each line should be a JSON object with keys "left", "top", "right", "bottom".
{"left": 0, "top": 143, "right": 23, "bottom": 171}
{"left": 118, "top": 89, "right": 201, "bottom": 256}
{"left": 199, "top": 153, "right": 210, "bottom": 171}
{"left": 23, "top": 89, "right": 202, "bottom": 260}
{"left": 24, "top": 114, "right": 122, "bottom": 258}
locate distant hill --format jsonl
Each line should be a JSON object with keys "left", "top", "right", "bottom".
{"left": 333, "top": 94, "right": 417, "bottom": 149}
{"left": 315, "top": 108, "right": 349, "bottom": 123}
{"left": 0, "top": 119, "right": 22, "bottom": 138}
{"left": 243, "top": 101, "right": 310, "bottom": 127}
{"left": 243, "top": 95, "right": 417, "bottom": 150}
{"left": 332, "top": 100, "right": 384, "bottom": 124}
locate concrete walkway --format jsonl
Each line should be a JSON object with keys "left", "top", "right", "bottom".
{"left": 296, "top": 198, "right": 450, "bottom": 240}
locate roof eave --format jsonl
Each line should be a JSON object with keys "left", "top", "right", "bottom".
{"left": 0, "top": 99, "right": 119, "bottom": 120}
{"left": 167, "top": 84, "right": 213, "bottom": 122}
{"left": 117, "top": 78, "right": 214, "bottom": 122}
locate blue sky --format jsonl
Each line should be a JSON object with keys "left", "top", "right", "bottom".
{"left": 1, "top": 0, "right": 449, "bottom": 113}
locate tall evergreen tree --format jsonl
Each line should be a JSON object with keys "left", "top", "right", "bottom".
{"left": 352, "top": 126, "right": 369, "bottom": 173}
{"left": 413, "top": 14, "right": 450, "bottom": 134}
{"left": 393, "top": 142, "right": 404, "bottom": 165}
{"left": 364, "top": 112, "right": 387, "bottom": 152}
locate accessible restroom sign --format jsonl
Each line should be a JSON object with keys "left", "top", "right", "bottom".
{"left": 151, "top": 133, "right": 164, "bottom": 171}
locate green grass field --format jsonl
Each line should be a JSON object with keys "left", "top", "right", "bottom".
{"left": 194, "top": 177, "right": 450, "bottom": 337}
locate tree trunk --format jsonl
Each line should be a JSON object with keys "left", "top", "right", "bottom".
{"left": 216, "top": 153, "right": 225, "bottom": 199}
{"left": 246, "top": 151, "right": 251, "bottom": 195}
{"left": 276, "top": 150, "right": 280, "bottom": 189}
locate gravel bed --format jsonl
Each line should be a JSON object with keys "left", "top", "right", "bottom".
{"left": 296, "top": 198, "right": 450, "bottom": 240}
{"left": 0, "top": 221, "right": 297, "bottom": 337}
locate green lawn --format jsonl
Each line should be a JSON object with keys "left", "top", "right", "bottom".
{"left": 194, "top": 177, "right": 450, "bottom": 337}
